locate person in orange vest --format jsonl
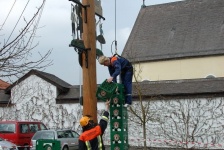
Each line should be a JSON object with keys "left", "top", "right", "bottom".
{"left": 79, "top": 100, "right": 110, "bottom": 150}
{"left": 98, "top": 55, "right": 133, "bottom": 107}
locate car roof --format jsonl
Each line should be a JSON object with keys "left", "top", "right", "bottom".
{"left": 35, "top": 129, "right": 76, "bottom": 132}
{"left": 0, "top": 121, "right": 43, "bottom": 123}
{"left": 36, "top": 130, "right": 55, "bottom": 132}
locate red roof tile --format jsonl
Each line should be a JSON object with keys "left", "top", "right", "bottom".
{"left": 0, "top": 79, "right": 10, "bottom": 89}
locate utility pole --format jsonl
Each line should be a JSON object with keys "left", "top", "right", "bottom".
{"left": 81, "top": 0, "right": 97, "bottom": 122}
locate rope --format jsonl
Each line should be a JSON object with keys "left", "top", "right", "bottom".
{"left": 114, "top": 0, "right": 118, "bottom": 54}
{"left": 111, "top": 0, "right": 118, "bottom": 55}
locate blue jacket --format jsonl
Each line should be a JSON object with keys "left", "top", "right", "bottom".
{"left": 108, "top": 56, "right": 132, "bottom": 82}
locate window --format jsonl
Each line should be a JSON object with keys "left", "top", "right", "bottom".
{"left": 57, "top": 130, "right": 76, "bottom": 138}
{"left": 57, "top": 130, "right": 72, "bottom": 138}
{"left": 57, "top": 131, "right": 65, "bottom": 138}
{"left": 72, "top": 131, "right": 79, "bottom": 138}
{"left": 20, "top": 124, "right": 29, "bottom": 133}
{"left": 40, "top": 124, "right": 47, "bottom": 130}
{"left": 64, "top": 130, "right": 73, "bottom": 138}
{"left": 142, "top": 79, "right": 150, "bottom": 82}
{"left": 32, "top": 131, "right": 55, "bottom": 140}
{"left": 0, "top": 124, "right": 15, "bottom": 133}
{"left": 42, "top": 132, "right": 54, "bottom": 139}
{"left": 29, "top": 124, "right": 38, "bottom": 133}
{"left": 206, "top": 75, "right": 215, "bottom": 79}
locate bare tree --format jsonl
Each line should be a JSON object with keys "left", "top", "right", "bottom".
{"left": 127, "top": 62, "right": 154, "bottom": 150}
{"left": 0, "top": 0, "right": 52, "bottom": 80}
{"left": 149, "top": 98, "right": 224, "bottom": 149}
{"left": 128, "top": 77, "right": 224, "bottom": 149}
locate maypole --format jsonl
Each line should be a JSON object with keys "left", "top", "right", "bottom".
{"left": 69, "top": 0, "right": 105, "bottom": 122}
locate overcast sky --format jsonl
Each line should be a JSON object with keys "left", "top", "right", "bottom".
{"left": 0, "top": 0, "right": 182, "bottom": 85}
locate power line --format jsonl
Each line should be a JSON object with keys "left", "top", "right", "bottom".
{"left": 115, "top": 0, "right": 117, "bottom": 53}
{"left": 5, "top": 0, "right": 31, "bottom": 45}
{"left": 0, "top": 0, "right": 16, "bottom": 31}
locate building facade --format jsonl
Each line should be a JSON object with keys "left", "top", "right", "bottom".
{"left": 121, "top": 0, "right": 224, "bottom": 149}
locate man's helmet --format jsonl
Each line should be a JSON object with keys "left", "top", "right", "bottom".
{"left": 80, "top": 116, "right": 90, "bottom": 127}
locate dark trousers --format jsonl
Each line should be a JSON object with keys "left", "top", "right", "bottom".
{"left": 121, "top": 69, "right": 133, "bottom": 104}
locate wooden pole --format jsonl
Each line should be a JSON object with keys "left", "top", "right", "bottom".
{"left": 82, "top": 0, "right": 97, "bottom": 122}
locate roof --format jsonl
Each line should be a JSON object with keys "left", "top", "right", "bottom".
{"left": 0, "top": 80, "right": 10, "bottom": 104}
{"left": 59, "top": 78, "right": 224, "bottom": 101}
{"left": 56, "top": 85, "right": 81, "bottom": 103}
{"left": 132, "top": 77, "right": 224, "bottom": 98}
{"left": 3, "top": 71, "right": 224, "bottom": 104}
{"left": 56, "top": 85, "right": 101, "bottom": 103}
{"left": 5, "top": 69, "right": 71, "bottom": 94}
{"left": 122, "top": 0, "right": 224, "bottom": 63}
{"left": 0, "top": 79, "right": 10, "bottom": 90}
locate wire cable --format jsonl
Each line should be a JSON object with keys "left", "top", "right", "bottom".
{"left": 5, "top": 0, "right": 30, "bottom": 45}
{"left": 111, "top": 0, "right": 117, "bottom": 55}
{"left": 0, "top": 0, "right": 16, "bottom": 31}
{"left": 115, "top": 0, "right": 117, "bottom": 54}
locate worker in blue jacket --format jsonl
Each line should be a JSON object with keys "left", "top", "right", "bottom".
{"left": 98, "top": 55, "right": 133, "bottom": 107}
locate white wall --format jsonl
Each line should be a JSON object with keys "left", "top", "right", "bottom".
{"left": 2, "top": 75, "right": 223, "bottom": 149}
{"left": 0, "top": 75, "right": 108, "bottom": 133}
{"left": 126, "top": 97, "right": 224, "bottom": 149}
{"left": 0, "top": 75, "right": 80, "bottom": 130}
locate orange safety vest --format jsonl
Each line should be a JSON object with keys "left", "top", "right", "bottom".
{"left": 110, "top": 56, "right": 118, "bottom": 66}
{"left": 79, "top": 125, "right": 103, "bottom": 150}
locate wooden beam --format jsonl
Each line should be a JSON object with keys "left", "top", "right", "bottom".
{"left": 82, "top": 0, "right": 97, "bottom": 122}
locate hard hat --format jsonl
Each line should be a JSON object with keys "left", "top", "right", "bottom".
{"left": 80, "top": 116, "right": 90, "bottom": 127}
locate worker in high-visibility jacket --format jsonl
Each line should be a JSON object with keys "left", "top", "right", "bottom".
{"left": 98, "top": 55, "right": 133, "bottom": 107}
{"left": 79, "top": 100, "right": 110, "bottom": 150}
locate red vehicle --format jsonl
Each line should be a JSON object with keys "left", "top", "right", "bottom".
{"left": 0, "top": 121, "right": 47, "bottom": 150}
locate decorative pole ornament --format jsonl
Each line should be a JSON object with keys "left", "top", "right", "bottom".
{"left": 95, "top": 0, "right": 103, "bottom": 17}
{"left": 142, "top": 0, "right": 146, "bottom": 8}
